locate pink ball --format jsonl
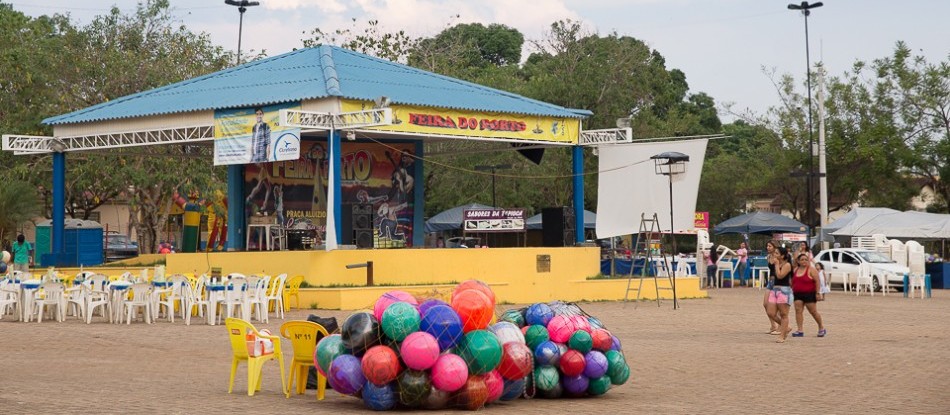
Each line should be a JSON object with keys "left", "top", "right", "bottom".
{"left": 547, "top": 315, "right": 575, "bottom": 343}
{"left": 569, "top": 315, "right": 592, "bottom": 333}
{"left": 400, "top": 332, "right": 440, "bottom": 370}
{"left": 373, "top": 290, "right": 418, "bottom": 321}
{"left": 483, "top": 370, "right": 504, "bottom": 403}
{"left": 430, "top": 353, "right": 469, "bottom": 392}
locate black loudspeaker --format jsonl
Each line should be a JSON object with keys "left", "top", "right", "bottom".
{"left": 342, "top": 203, "right": 374, "bottom": 248}
{"left": 541, "top": 207, "right": 576, "bottom": 247}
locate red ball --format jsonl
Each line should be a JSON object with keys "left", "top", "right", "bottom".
{"left": 591, "top": 329, "right": 613, "bottom": 352}
{"left": 452, "top": 375, "right": 489, "bottom": 410}
{"left": 559, "top": 349, "right": 586, "bottom": 377}
{"left": 451, "top": 289, "right": 494, "bottom": 333}
{"left": 483, "top": 371, "right": 504, "bottom": 403}
{"left": 497, "top": 342, "right": 533, "bottom": 380}
{"left": 453, "top": 280, "right": 495, "bottom": 307}
{"left": 361, "top": 345, "right": 401, "bottom": 386}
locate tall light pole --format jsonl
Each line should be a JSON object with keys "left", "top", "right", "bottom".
{"left": 651, "top": 151, "right": 689, "bottom": 310}
{"left": 225, "top": 0, "right": 260, "bottom": 65}
{"left": 788, "top": 1, "right": 822, "bottom": 243}
{"left": 474, "top": 164, "right": 513, "bottom": 207}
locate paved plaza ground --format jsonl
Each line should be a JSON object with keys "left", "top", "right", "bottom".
{"left": 1, "top": 287, "right": 948, "bottom": 414}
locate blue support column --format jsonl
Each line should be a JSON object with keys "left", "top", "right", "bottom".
{"left": 226, "top": 164, "right": 245, "bottom": 251}
{"left": 572, "top": 145, "right": 584, "bottom": 244}
{"left": 413, "top": 140, "right": 425, "bottom": 248}
{"left": 331, "top": 130, "right": 343, "bottom": 245}
{"left": 52, "top": 152, "right": 66, "bottom": 256}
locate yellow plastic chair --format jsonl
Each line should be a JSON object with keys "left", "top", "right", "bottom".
{"left": 225, "top": 317, "right": 287, "bottom": 396}
{"left": 280, "top": 320, "right": 329, "bottom": 400}
{"left": 283, "top": 275, "right": 304, "bottom": 311}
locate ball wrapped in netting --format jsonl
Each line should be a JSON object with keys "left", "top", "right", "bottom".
{"left": 328, "top": 283, "right": 628, "bottom": 410}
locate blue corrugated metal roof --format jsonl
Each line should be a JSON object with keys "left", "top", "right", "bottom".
{"left": 44, "top": 45, "right": 591, "bottom": 125}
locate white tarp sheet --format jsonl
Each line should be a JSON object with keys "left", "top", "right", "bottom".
{"left": 595, "top": 139, "right": 708, "bottom": 238}
{"left": 830, "top": 209, "right": 950, "bottom": 239}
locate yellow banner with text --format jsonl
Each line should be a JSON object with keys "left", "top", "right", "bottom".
{"left": 341, "top": 100, "right": 580, "bottom": 144}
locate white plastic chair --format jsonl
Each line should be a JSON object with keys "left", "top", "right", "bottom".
{"left": 33, "top": 282, "right": 66, "bottom": 323}
{"left": 85, "top": 274, "right": 112, "bottom": 324}
{"left": 183, "top": 276, "right": 211, "bottom": 326}
{"left": 123, "top": 283, "right": 153, "bottom": 324}
{"left": 223, "top": 275, "right": 249, "bottom": 323}
{"left": 154, "top": 274, "right": 189, "bottom": 322}
{"left": 908, "top": 273, "right": 926, "bottom": 299}
{"left": 265, "top": 273, "right": 288, "bottom": 320}
{"left": 0, "top": 280, "right": 20, "bottom": 320}
{"left": 855, "top": 264, "right": 873, "bottom": 296}
{"left": 64, "top": 284, "right": 87, "bottom": 320}
{"left": 247, "top": 275, "right": 271, "bottom": 323}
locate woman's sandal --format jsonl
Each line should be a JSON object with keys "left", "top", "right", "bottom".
{"left": 769, "top": 329, "right": 781, "bottom": 335}
{"left": 775, "top": 338, "right": 786, "bottom": 343}
{"left": 818, "top": 329, "right": 827, "bottom": 337}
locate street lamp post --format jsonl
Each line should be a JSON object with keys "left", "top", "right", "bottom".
{"left": 224, "top": 0, "right": 260, "bottom": 65}
{"left": 651, "top": 151, "right": 690, "bottom": 310}
{"left": 788, "top": 1, "right": 822, "bottom": 241}
{"left": 474, "top": 164, "right": 513, "bottom": 207}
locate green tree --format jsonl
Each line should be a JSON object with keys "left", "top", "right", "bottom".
{"left": 0, "top": 180, "right": 41, "bottom": 244}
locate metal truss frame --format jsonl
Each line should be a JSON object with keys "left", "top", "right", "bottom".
{"left": 2, "top": 125, "right": 214, "bottom": 155}
{"left": 280, "top": 108, "right": 393, "bottom": 130}
{"left": 579, "top": 127, "right": 633, "bottom": 146}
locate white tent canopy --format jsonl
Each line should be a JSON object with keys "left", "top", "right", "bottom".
{"left": 829, "top": 208, "right": 950, "bottom": 239}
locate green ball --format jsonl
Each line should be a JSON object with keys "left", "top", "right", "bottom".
{"left": 534, "top": 366, "right": 560, "bottom": 391}
{"left": 524, "top": 325, "right": 550, "bottom": 351}
{"left": 381, "top": 302, "right": 420, "bottom": 342}
{"left": 588, "top": 375, "right": 611, "bottom": 395}
{"left": 500, "top": 309, "right": 526, "bottom": 327}
{"left": 396, "top": 369, "right": 431, "bottom": 407}
{"left": 459, "top": 330, "right": 502, "bottom": 375}
{"left": 568, "top": 330, "right": 593, "bottom": 353}
{"left": 316, "top": 334, "right": 346, "bottom": 375}
{"left": 605, "top": 350, "right": 627, "bottom": 379}
{"left": 610, "top": 363, "right": 630, "bottom": 386}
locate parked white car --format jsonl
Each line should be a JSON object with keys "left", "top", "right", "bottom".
{"left": 814, "top": 248, "right": 910, "bottom": 292}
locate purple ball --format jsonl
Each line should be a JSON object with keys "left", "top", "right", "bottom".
{"left": 561, "top": 374, "right": 590, "bottom": 396}
{"left": 610, "top": 335, "right": 622, "bottom": 351}
{"left": 419, "top": 299, "right": 448, "bottom": 316}
{"left": 328, "top": 354, "right": 365, "bottom": 395}
{"left": 583, "top": 350, "right": 609, "bottom": 379}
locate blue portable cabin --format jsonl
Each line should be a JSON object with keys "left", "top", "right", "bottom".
{"left": 38, "top": 219, "right": 104, "bottom": 267}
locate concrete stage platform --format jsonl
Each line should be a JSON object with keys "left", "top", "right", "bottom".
{"left": 69, "top": 247, "right": 708, "bottom": 309}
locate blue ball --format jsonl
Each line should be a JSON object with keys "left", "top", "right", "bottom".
{"left": 500, "top": 378, "right": 526, "bottom": 401}
{"left": 534, "top": 340, "right": 561, "bottom": 366}
{"left": 0, "top": 262, "right": 6, "bottom": 274}
{"left": 525, "top": 303, "right": 554, "bottom": 327}
{"left": 419, "top": 304, "right": 463, "bottom": 351}
{"left": 362, "top": 381, "right": 397, "bottom": 411}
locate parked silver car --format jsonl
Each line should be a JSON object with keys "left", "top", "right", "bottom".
{"left": 814, "top": 248, "right": 910, "bottom": 292}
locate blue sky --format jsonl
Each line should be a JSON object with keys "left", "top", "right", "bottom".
{"left": 7, "top": 0, "right": 949, "bottom": 120}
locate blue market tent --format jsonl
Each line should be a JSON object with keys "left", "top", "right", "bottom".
{"left": 424, "top": 203, "right": 496, "bottom": 233}
{"left": 713, "top": 211, "right": 807, "bottom": 235}
{"left": 526, "top": 210, "right": 597, "bottom": 230}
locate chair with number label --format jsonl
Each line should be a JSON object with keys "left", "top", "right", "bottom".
{"left": 280, "top": 320, "right": 329, "bottom": 400}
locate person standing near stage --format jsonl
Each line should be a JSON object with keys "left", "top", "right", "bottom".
{"left": 736, "top": 241, "right": 749, "bottom": 286}
{"left": 11, "top": 234, "right": 33, "bottom": 274}
{"left": 250, "top": 108, "right": 271, "bottom": 163}
{"left": 766, "top": 246, "right": 794, "bottom": 343}
{"left": 791, "top": 253, "right": 826, "bottom": 337}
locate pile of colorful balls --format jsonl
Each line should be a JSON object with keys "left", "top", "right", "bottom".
{"left": 313, "top": 280, "right": 629, "bottom": 410}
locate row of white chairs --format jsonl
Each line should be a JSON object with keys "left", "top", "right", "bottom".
{"left": 0, "top": 272, "right": 288, "bottom": 325}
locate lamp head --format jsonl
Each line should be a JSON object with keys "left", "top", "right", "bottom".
{"left": 49, "top": 139, "right": 66, "bottom": 153}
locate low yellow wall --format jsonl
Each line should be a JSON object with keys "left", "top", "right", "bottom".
{"left": 157, "top": 248, "right": 707, "bottom": 309}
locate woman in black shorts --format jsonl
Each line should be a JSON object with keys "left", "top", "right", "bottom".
{"left": 791, "top": 253, "right": 826, "bottom": 337}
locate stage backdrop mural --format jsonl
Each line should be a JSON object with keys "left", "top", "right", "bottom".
{"left": 244, "top": 140, "right": 415, "bottom": 248}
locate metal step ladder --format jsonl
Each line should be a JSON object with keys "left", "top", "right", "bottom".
{"left": 624, "top": 213, "right": 675, "bottom": 308}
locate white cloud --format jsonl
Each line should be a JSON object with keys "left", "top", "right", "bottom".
{"left": 264, "top": 0, "right": 347, "bottom": 14}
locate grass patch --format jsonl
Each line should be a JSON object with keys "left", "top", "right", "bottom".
{"left": 309, "top": 302, "right": 319, "bottom": 309}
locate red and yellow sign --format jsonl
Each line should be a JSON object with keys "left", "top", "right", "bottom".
{"left": 341, "top": 100, "right": 580, "bottom": 144}
{"left": 694, "top": 212, "right": 709, "bottom": 229}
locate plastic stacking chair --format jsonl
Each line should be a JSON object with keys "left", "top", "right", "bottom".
{"left": 266, "top": 274, "right": 288, "bottom": 319}
{"left": 124, "top": 283, "right": 153, "bottom": 324}
{"left": 85, "top": 274, "right": 112, "bottom": 324}
{"left": 280, "top": 320, "right": 329, "bottom": 399}
{"left": 154, "top": 274, "right": 189, "bottom": 322}
{"left": 283, "top": 275, "right": 304, "bottom": 311}
{"left": 34, "top": 282, "right": 66, "bottom": 323}
{"left": 226, "top": 318, "right": 286, "bottom": 396}
{"left": 247, "top": 275, "right": 271, "bottom": 323}
{"left": 183, "top": 276, "right": 210, "bottom": 326}
{"left": 0, "top": 280, "right": 20, "bottom": 320}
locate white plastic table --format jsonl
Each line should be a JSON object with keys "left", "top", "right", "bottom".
{"left": 20, "top": 279, "right": 41, "bottom": 322}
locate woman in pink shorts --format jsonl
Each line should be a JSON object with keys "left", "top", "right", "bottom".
{"left": 766, "top": 247, "right": 793, "bottom": 343}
